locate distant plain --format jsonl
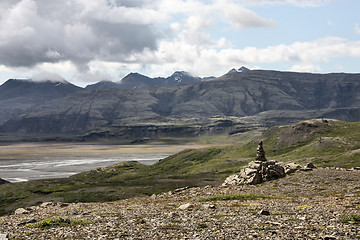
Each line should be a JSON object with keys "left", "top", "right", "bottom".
{"left": 0, "top": 142, "right": 213, "bottom": 182}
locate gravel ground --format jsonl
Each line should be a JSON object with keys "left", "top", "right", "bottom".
{"left": 0, "top": 168, "right": 359, "bottom": 239}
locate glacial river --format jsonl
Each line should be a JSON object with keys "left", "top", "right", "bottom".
{"left": 0, "top": 154, "right": 169, "bottom": 183}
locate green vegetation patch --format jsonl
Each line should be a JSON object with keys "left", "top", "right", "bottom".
{"left": 198, "top": 193, "right": 270, "bottom": 202}
{"left": 26, "top": 217, "right": 91, "bottom": 229}
{"left": 1, "top": 120, "right": 359, "bottom": 216}
{"left": 339, "top": 214, "right": 360, "bottom": 224}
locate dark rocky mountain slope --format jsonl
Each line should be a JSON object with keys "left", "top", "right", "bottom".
{"left": 0, "top": 70, "right": 359, "bottom": 135}
{"left": 85, "top": 71, "right": 205, "bottom": 90}
{"left": 0, "top": 79, "right": 82, "bottom": 125}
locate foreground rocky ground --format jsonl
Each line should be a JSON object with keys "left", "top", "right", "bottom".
{"left": 0, "top": 168, "right": 359, "bottom": 239}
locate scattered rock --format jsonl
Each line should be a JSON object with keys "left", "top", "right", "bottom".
{"left": 202, "top": 204, "right": 216, "bottom": 210}
{"left": 259, "top": 210, "right": 271, "bottom": 215}
{"left": 306, "top": 162, "right": 316, "bottom": 169}
{"left": 26, "top": 206, "right": 40, "bottom": 211}
{"left": 300, "top": 167, "right": 313, "bottom": 172}
{"left": 265, "top": 221, "right": 281, "bottom": 226}
{"left": 58, "top": 202, "right": 69, "bottom": 207}
{"left": 178, "top": 203, "right": 194, "bottom": 210}
{"left": 284, "top": 163, "right": 302, "bottom": 174}
{"left": 300, "top": 163, "right": 316, "bottom": 172}
{"left": 323, "top": 235, "right": 337, "bottom": 240}
{"left": 40, "top": 202, "right": 55, "bottom": 208}
{"left": 168, "top": 212, "right": 179, "bottom": 218}
{"left": 14, "top": 208, "right": 29, "bottom": 215}
{"left": 174, "top": 186, "right": 189, "bottom": 193}
{"left": 0, "top": 167, "right": 359, "bottom": 239}
{"left": 222, "top": 174, "right": 243, "bottom": 186}
{"left": 138, "top": 219, "right": 146, "bottom": 224}
{"left": 0, "top": 233, "right": 8, "bottom": 240}
{"left": 17, "top": 219, "right": 37, "bottom": 226}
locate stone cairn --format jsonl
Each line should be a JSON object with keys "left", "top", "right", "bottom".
{"left": 255, "top": 141, "right": 267, "bottom": 162}
{"left": 223, "top": 141, "right": 286, "bottom": 186}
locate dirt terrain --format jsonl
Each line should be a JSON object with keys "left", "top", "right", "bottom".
{"left": 1, "top": 167, "right": 359, "bottom": 239}
{"left": 0, "top": 142, "right": 212, "bottom": 160}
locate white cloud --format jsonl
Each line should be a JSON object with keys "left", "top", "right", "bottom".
{"left": 0, "top": 0, "right": 358, "bottom": 86}
{"left": 31, "top": 71, "right": 66, "bottom": 82}
{"left": 238, "top": 0, "right": 332, "bottom": 7}
{"left": 126, "top": 36, "right": 360, "bottom": 78}
{"left": 355, "top": 24, "right": 360, "bottom": 34}
{"left": 215, "top": 0, "right": 276, "bottom": 29}
{"left": 76, "top": 0, "right": 168, "bottom": 25}
{"left": 0, "top": 0, "right": 159, "bottom": 69}
{"left": 289, "top": 63, "right": 322, "bottom": 73}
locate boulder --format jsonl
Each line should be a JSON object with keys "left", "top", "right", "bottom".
{"left": 259, "top": 209, "right": 271, "bottom": 215}
{"left": 178, "top": 203, "right": 194, "bottom": 210}
{"left": 14, "top": 208, "right": 29, "bottom": 215}
{"left": 0, "top": 233, "right": 8, "bottom": 240}
{"left": 285, "top": 163, "right": 302, "bottom": 174}
{"left": 262, "top": 161, "right": 286, "bottom": 181}
{"left": 306, "top": 162, "right": 316, "bottom": 169}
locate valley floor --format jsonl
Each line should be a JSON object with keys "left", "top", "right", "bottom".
{"left": 1, "top": 168, "right": 359, "bottom": 239}
{"left": 0, "top": 142, "right": 212, "bottom": 157}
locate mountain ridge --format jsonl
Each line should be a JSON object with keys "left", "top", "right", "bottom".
{"left": 0, "top": 79, "right": 83, "bottom": 125}
{"left": 0, "top": 71, "right": 213, "bottom": 125}
{"left": 85, "top": 71, "right": 209, "bottom": 90}
{"left": 1, "top": 70, "right": 359, "bottom": 137}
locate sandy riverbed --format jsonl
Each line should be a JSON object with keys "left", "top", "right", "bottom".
{"left": 0, "top": 142, "right": 211, "bottom": 157}
{"left": 0, "top": 142, "right": 212, "bottom": 182}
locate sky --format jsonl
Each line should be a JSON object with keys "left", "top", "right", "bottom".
{"left": 0, "top": 0, "right": 359, "bottom": 86}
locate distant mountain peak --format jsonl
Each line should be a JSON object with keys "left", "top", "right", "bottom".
{"left": 171, "top": 71, "right": 191, "bottom": 76}
{"left": 127, "top": 72, "right": 144, "bottom": 77}
{"left": 169, "top": 71, "right": 201, "bottom": 83}
{"left": 228, "top": 66, "right": 250, "bottom": 74}
{"left": 171, "top": 71, "right": 191, "bottom": 83}
{"left": 238, "top": 66, "right": 250, "bottom": 72}
{"left": 85, "top": 71, "right": 205, "bottom": 90}
{"left": 228, "top": 68, "right": 238, "bottom": 74}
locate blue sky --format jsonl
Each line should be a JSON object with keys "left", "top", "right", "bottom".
{"left": 0, "top": 0, "right": 359, "bottom": 86}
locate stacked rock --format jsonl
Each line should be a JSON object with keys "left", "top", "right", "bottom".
{"left": 255, "top": 141, "right": 267, "bottom": 162}
{"left": 223, "top": 141, "right": 285, "bottom": 186}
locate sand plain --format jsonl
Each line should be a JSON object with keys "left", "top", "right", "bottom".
{"left": 0, "top": 142, "right": 214, "bottom": 182}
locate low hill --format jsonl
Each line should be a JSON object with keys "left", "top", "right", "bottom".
{"left": 1, "top": 70, "right": 359, "bottom": 136}
{"left": 0, "top": 119, "right": 359, "bottom": 216}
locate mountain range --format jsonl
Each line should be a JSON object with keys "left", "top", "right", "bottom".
{"left": 0, "top": 79, "right": 82, "bottom": 125}
{"left": 0, "top": 69, "right": 359, "bottom": 140}
{"left": 0, "top": 71, "right": 208, "bottom": 126}
{"left": 85, "top": 71, "right": 208, "bottom": 90}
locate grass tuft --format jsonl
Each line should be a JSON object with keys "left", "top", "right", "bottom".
{"left": 339, "top": 214, "right": 360, "bottom": 224}
{"left": 26, "top": 217, "right": 91, "bottom": 229}
{"left": 198, "top": 193, "right": 270, "bottom": 202}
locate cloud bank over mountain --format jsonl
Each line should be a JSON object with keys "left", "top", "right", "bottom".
{"left": 0, "top": 0, "right": 359, "bottom": 86}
